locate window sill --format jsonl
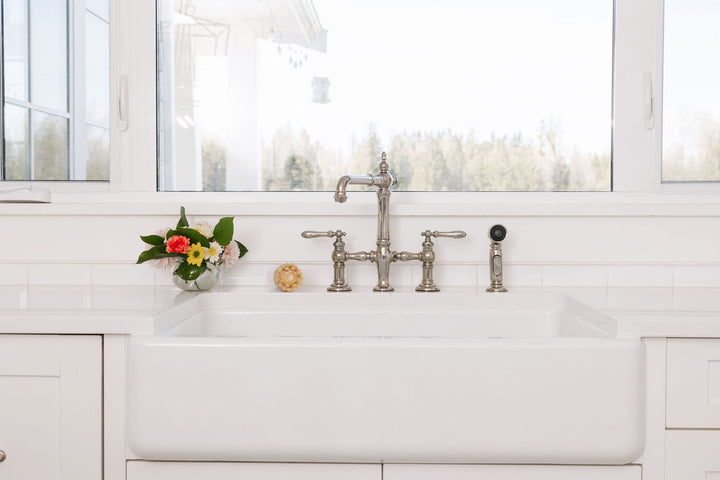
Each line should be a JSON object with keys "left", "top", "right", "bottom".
{"left": 1, "top": 190, "right": 719, "bottom": 217}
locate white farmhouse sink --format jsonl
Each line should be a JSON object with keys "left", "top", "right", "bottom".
{"left": 126, "top": 292, "right": 644, "bottom": 464}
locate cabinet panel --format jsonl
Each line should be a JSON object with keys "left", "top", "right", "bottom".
{"left": 666, "top": 430, "right": 720, "bottom": 479}
{"left": 127, "top": 461, "right": 381, "bottom": 480}
{"left": 0, "top": 377, "right": 60, "bottom": 479}
{"left": 667, "top": 338, "right": 720, "bottom": 428}
{"left": 0, "top": 335, "right": 101, "bottom": 480}
{"left": 384, "top": 464, "right": 641, "bottom": 480}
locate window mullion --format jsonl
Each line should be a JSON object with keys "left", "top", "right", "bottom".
{"left": 115, "top": 0, "right": 157, "bottom": 192}
{"left": 70, "top": 0, "right": 86, "bottom": 180}
{"left": 612, "top": 0, "right": 664, "bottom": 192}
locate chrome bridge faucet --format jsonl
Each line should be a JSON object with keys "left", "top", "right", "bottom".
{"left": 303, "top": 152, "right": 466, "bottom": 292}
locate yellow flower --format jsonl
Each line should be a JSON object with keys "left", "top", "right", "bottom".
{"left": 186, "top": 242, "right": 205, "bottom": 266}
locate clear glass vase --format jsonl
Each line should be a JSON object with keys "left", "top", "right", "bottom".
{"left": 172, "top": 263, "right": 221, "bottom": 291}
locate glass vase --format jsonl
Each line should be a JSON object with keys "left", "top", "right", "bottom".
{"left": 172, "top": 264, "right": 221, "bottom": 291}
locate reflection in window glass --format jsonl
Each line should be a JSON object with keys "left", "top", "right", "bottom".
{"left": 663, "top": 0, "right": 720, "bottom": 182}
{"left": 86, "top": 10, "right": 110, "bottom": 125}
{"left": 3, "top": 0, "right": 28, "bottom": 101}
{"left": 158, "top": 0, "right": 612, "bottom": 192}
{"left": 86, "top": 125, "right": 109, "bottom": 180}
{"left": 1, "top": 0, "right": 110, "bottom": 181}
{"left": 86, "top": 0, "right": 109, "bottom": 21}
{"left": 33, "top": 111, "right": 68, "bottom": 180}
{"left": 3, "top": 104, "right": 29, "bottom": 180}
{"left": 30, "top": 0, "right": 68, "bottom": 112}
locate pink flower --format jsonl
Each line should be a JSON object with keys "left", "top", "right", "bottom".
{"left": 148, "top": 257, "right": 180, "bottom": 271}
{"left": 222, "top": 241, "right": 240, "bottom": 268}
{"left": 166, "top": 235, "right": 190, "bottom": 254}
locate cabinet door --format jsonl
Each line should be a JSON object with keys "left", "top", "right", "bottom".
{"left": 666, "top": 430, "right": 720, "bottom": 480}
{"left": 384, "top": 464, "right": 641, "bottom": 480}
{"left": 0, "top": 335, "right": 101, "bottom": 480}
{"left": 127, "top": 461, "right": 381, "bottom": 480}
{"left": 667, "top": 338, "right": 720, "bottom": 427}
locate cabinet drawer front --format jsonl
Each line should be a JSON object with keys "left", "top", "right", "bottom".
{"left": 384, "top": 465, "right": 640, "bottom": 480}
{"left": 0, "top": 335, "right": 61, "bottom": 376}
{"left": 666, "top": 430, "right": 720, "bottom": 479}
{"left": 667, "top": 338, "right": 720, "bottom": 428}
{"left": 127, "top": 462, "right": 381, "bottom": 480}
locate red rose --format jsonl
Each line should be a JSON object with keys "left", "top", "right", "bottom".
{"left": 166, "top": 235, "right": 190, "bottom": 254}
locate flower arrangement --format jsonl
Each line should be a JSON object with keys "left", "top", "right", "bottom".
{"left": 137, "top": 206, "right": 248, "bottom": 286}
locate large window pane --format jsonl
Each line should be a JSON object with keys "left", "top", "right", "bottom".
{"left": 85, "top": 125, "right": 109, "bottom": 180}
{"left": 157, "top": 0, "right": 613, "bottom": 192}
{"left": 33, "top": 111, "right": 68, "bottom": 180}
{"left": 86, "top": 0, "right": 109, "bottom": 21}
{"left": 663, "top": 0, "right": 720, "bottom": 182}
{"left": 3, "top": 104, "right": 29, "bottom": 180}
{"left": 3, "top": 0, "right": 28, "bottom": 101}
{"left": 85, "top": 9, "right": 110, "bottom": 126}
{"left": 30, "top": 0, "right": 68, "bottom": 112}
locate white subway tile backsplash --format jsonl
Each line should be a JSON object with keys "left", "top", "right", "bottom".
{"left": 541, "top": 287, "right": 609, "bottom": 310}
{"left": 0, "top": 264, "right": 28, "bottom": 285}
{"left": 674, "top": 265, "right": 720, "bottom": 287}
{"left": 223, "top": 263, "right": 276, "bottom": 287}
{"left": 542, "top": 265, "right": 607, "bottom": 287}
{"left": 608, "top": 265, "right": 673, "bottom": 287}
{"left": 92, "top": 264, "right": 156, "bottom": 286}
{"left": 154, "top": 270, "right": 175, "bottom": 287}
{"left": 502, "top": 264, "right": 543, "bottom": 287}
{"left": 26, "top": 286, "right": 91, "bottom": 309}
{"left": 28, "top": 264, "right": 92, "bottom": 286}
{"left": 607, "top": 287, "right": 673, "bottom": 311}
{"left": 0, "top": 286, "right": 28, "bottom": 309}
{"left": 419, "top": 264, "right": 477, "bottom": 288}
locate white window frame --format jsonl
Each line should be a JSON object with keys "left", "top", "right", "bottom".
{"left": 0, "top": 0, "right": 112, "bottom": 190}
{"left": 5, "top": 0, "right": 720, "bottom": 207}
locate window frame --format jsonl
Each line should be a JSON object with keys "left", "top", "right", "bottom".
{"left": 5, "top": 0, "right": 720, "bottom": 202}
{"left": 0, "top": 0, "right": 113, "bottom": 187}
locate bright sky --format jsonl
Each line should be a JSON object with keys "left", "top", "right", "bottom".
{"left": 254, "top": 0, "right": 613, "bottom": 158}
{"left": 663, "top": 0, "right": 720, "bottom": 147}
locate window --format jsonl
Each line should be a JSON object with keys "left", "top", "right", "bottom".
{"left": 156, "top": 0, "right": 613, "bottom": 192}
{"left": 1, "top": 0, "right": 110, "bottom": 181}
{"left": 662, "top": 0, "right": 720, "bottom": 183}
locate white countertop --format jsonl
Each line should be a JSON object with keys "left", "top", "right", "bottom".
{"left": 0, "top": 285, "right": 719, "bottom": 337}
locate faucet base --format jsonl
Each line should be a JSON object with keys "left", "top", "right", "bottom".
{"left": 328, "top": 285, "right": 352, "bottom": 292}
{"left": 373, "top": 285, "right": 394, "bottom": 292}
{"left": 415, "top": 284, "right": 440, "bottom": 293}
{"left": 486, "top": 285, "right": 508, "bottom": 293}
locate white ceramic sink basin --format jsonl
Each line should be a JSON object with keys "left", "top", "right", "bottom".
{"left": 127, "top": 292, "right": 644, "bottom": 464}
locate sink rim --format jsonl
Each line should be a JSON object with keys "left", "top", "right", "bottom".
{"left": 152, "top": 291, "right": 618, "bottom": 340}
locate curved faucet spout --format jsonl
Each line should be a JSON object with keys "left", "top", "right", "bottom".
{"left": 334, "top": 174, "right": 376, "bottom": 203}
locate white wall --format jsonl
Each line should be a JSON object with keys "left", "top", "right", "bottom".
{"left": 1, "top": 194, "right": 719, "bottom": 289}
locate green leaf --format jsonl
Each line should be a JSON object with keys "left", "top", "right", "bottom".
{"left": 176, "top": 206, "right": 189, "bottom": 229}
{"left": 137, "top": 245, "right": 180, "bottom": 264}
{"left": 174, "top": 261, "right": 205, "bottom": 281}
{"left": 213, "top": 217, "right": 234, "bottom": 246}
{"left": 166, "top": 229, "right": 177, "bottom": 240}
{"left": 177, "top": 227, "right": 210, "bottom": 247}
{"left": 140, "top": 234, "right": 165, "bottom": 246}
{"left": 235, "top": 240, "right": 248, "bottom": 259}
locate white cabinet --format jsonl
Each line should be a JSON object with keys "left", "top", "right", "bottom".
{"left": 383, "top": 465, "right": 641, "bottom": 480}
{"left": 127, "top": 461, "right": 381, "bottom": 480}
{"left": 665, "top": 339, "right": 720, "bottom": 480}
{"left": 666, "top": 430, "right": 720, "bottom": 480}
{"left": 667, "top": 338, "right": 720, "bottom": 427}
{"left": 0, "top": 335, "right": 101, "bottom": 480}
